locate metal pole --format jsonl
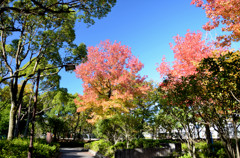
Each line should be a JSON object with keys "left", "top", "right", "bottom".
{"left": 28, "top": 69, "right": 40, "bottom": 158}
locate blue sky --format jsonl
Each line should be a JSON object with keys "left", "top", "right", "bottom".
{"left": 59, "top": 0, "right": 211, "bottom": 94}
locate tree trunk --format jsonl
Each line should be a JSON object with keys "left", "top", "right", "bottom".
{"left": 187, "top": 140, "right": 192, "bottom": 157}
{"left": 216, "top": 119, "right": 236, "bottom": 158}
{"left": 219, "top": 131, "right": 235, "bottom": 158}
{"left": 196, "top": 124, "right": 201, "bottom": 139}
{"left": 7, "top": 102, "right": 17, "bottom": 140}
{"left": 24, "top": 85, "right": 34, "bottom": 138}
{"left": 126, "top": 134, "right": 129, "bottom": 148}
{"left": 7, "top": 78, "right": 18, "bottom": 140}
{"left": 187, "top": 138, "right": 196, "bottom": 158}
{"left": 24, "top": 105, "right": 31, "bottom": 138}
{"left": 226, "top": 140, "right": 235, "bottom": 158}
{"left": 152, "top": 126, "right": 155, "bottom": 139}
{"left": 14, "top": 103, "right": 22, "bottom": 137}
{"left": 168, "top": 130, "right": 172, "bottom": 139}
{"left": 89, "top": 126, "right": 92, "bottom": 141}
{"left": 8, "top": 73, "right": 29, "bottom": 140}
{"left": 205, "top": 123, "right": 212, "bottom": 145}
{"left": 192, "top": 141, "right": 196, "bottom": 158}
{"left": 186, "top": 123, "right": 196, "bottom": 158}
{"left": 28, "top": 69, "right": 40, "bottom": 158}
{"left": 233, "top": 115, "right": 240, "bottom": 158}
{"left": 79, "top": 126, "right": 82, "bottom": 139}
{"left": 176, "top": 128, "right": 183, "bottom": 140}
{"left": 73, "top": 113, "right": 80, "bottom": 140}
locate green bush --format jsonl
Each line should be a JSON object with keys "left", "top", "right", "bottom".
{"left": 85, "top": 139, "right": 178, "bottom": 158}
{"left": 128, "top": 139, "right": 168, "bottom": 149}
{"left": 201, "top": 141, "right": 227, "bottom": 158}
{"left": 85, "top": 139, "right": 110, "bottom": 153}
{"left": 113, "top": 141, "right": 126, "bottom": 150}
{"left": 182, "top": 141, "right": 227, "bottom": 158}
{"left": 0, "top": 138, "right": 59, "bottom": 158}
{"left": 179, "top": 153, "right": 192, "bottom": 158}
{"left": 85, "top": 139, "right": 114, "bottom": 157}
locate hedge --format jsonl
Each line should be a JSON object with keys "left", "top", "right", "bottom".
{"left": 0, "top": 138, "right": 60, "bottom": 158}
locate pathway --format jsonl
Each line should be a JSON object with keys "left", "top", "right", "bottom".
{"left": 59, "top": 147, "right": 95, "bottom": 158}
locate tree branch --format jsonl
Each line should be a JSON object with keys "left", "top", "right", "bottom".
{"left": 36, "top": 107, "right": 53, "bottom": 115}
{"left": 230, "top": 90, "right": 240, "bottom": 104}
{"left": 1, "top": 31, "right": 13, "bottom": 74}
{"left": 0, "top": 73, "right": 26, "bottom": 83}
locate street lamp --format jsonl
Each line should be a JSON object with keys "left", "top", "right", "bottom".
{"left": 28, "top": 64, "right": 76, "bottom": 158}
{"left": 64, "top": 63, "right": 76, "bottom": 71}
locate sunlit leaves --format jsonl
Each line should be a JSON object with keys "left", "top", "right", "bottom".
{"left": 75, "top": 40, "right": 148, "bottom": 122}
{"left": 157, "top": 30, "right": 224, "bottom": 81}
{"left": 191, "top": 0, "right": 240, "bottom": 46}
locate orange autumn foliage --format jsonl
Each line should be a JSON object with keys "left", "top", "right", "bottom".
{"left": 191, "top": 0, "right": 240, "bottom": 46}
{"left": 75, "top": 40, "right": 148, "bottom": 123}
{"left": 157, "top": 30, "right": 224, "bottom": 81}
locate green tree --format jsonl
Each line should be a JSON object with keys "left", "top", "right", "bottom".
{"left": 94, "top": 113, "right": 141, "bottom": 147}
{"left": 158, "top": 76, "right": 203, "bottom": 158}
{"left": 197, "top": 51, "right": 240, "bottom": 158}
{"left": 94, "top": 116, "right": 123, "bottom": 145}
{"left": 158, "top": 51, "right": 240, "bottom": 158}
{"left": 132, "top": 81, "right": 159, "bottom": 139}
{"left": 0, "top": 0, "right": 116, "bottom": 140}
{"left": 37, "top": 88, "right": 74, "bottom": 140}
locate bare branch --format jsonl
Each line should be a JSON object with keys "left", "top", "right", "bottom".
{"left": 36, "top": 107, "right": 53, "bottom": 115}
{"left": 15, "top": 21, "right": 25, "bottom": 70}
{"left": 0, "top": 73, "right": 26, "bottom": 83}
{"left": 1, "top": 31, "right": 13, "bottom": 74}
{"left": 230, "top": 90, "right": 240, "bottom": 104}
{"left": 0, "top": 0, "right": 6, "bottom": 6}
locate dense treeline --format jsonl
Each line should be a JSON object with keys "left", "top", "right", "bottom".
{"left": 1, "top": 0, "right": 240, "bottom": 158}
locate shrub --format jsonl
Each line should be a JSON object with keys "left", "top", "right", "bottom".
{"left": 181, "top": 141, "right": 227, "bottom": 158}
{"left": 128, "top": 139, "right": 167, "bottom": 149}
{"left": 0, "top": 138, "right": 59, "bottom": 158}
{"left": 85, "top": 139, "right": 179, "bottom": 158}
{"left": 179, "top": 153, "right": 192, "bottom": 158}
{"left": 113, "top": 141, "right": 126, "bottom": 150}
{"left": 85, "top": 139, "right": 114, "bottom": 157}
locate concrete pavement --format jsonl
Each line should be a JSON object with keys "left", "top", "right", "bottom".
{"left": 59, "top": 147, "right": 95, "bottom": 158}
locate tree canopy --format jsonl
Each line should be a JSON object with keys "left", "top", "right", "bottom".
{"left": 0, "top": 0, "right": 117, "bottom": 140}
{"left": 75, "top": 40, "right": 149, "bottom": 123}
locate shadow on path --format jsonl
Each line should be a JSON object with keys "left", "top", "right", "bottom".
{"left": 59, "top": 147, "right": 95, "bottom": 158}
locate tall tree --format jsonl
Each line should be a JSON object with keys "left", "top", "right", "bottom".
{"left": 0, "top": 0, "right": 116, "bottom": 140}
{"left": 159, "top": 76, "right": 201, "bottom": 158}
{"left": 197, "top": 51, "right": 240, "bottom": 158}
{"left": 156, "top": 30, "right": 225, "bottom": 157}
{"left": 132, "top": 81, "right": 159, "bottom": 138}
{"left": 0, "top": 0, "right": 117, "bottom": 30}
{"left": 37, "top": 89, "right": 77, "bottom": 140}
{"left": 75, "top": 40, "right": 149, "bottom": 123}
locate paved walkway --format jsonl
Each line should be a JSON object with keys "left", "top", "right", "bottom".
{"left": 59, "top": 147, "right": 95, "bottom": 158}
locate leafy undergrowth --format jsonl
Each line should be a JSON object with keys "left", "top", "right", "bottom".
{"left": 84, "top": 138, "right": 178, "bottom": 158}
{"left": 181, "top": 141, "right": 227, "bottom": 158}
{"left": 0, "top": 138, "right": 60, "bottom": 158}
